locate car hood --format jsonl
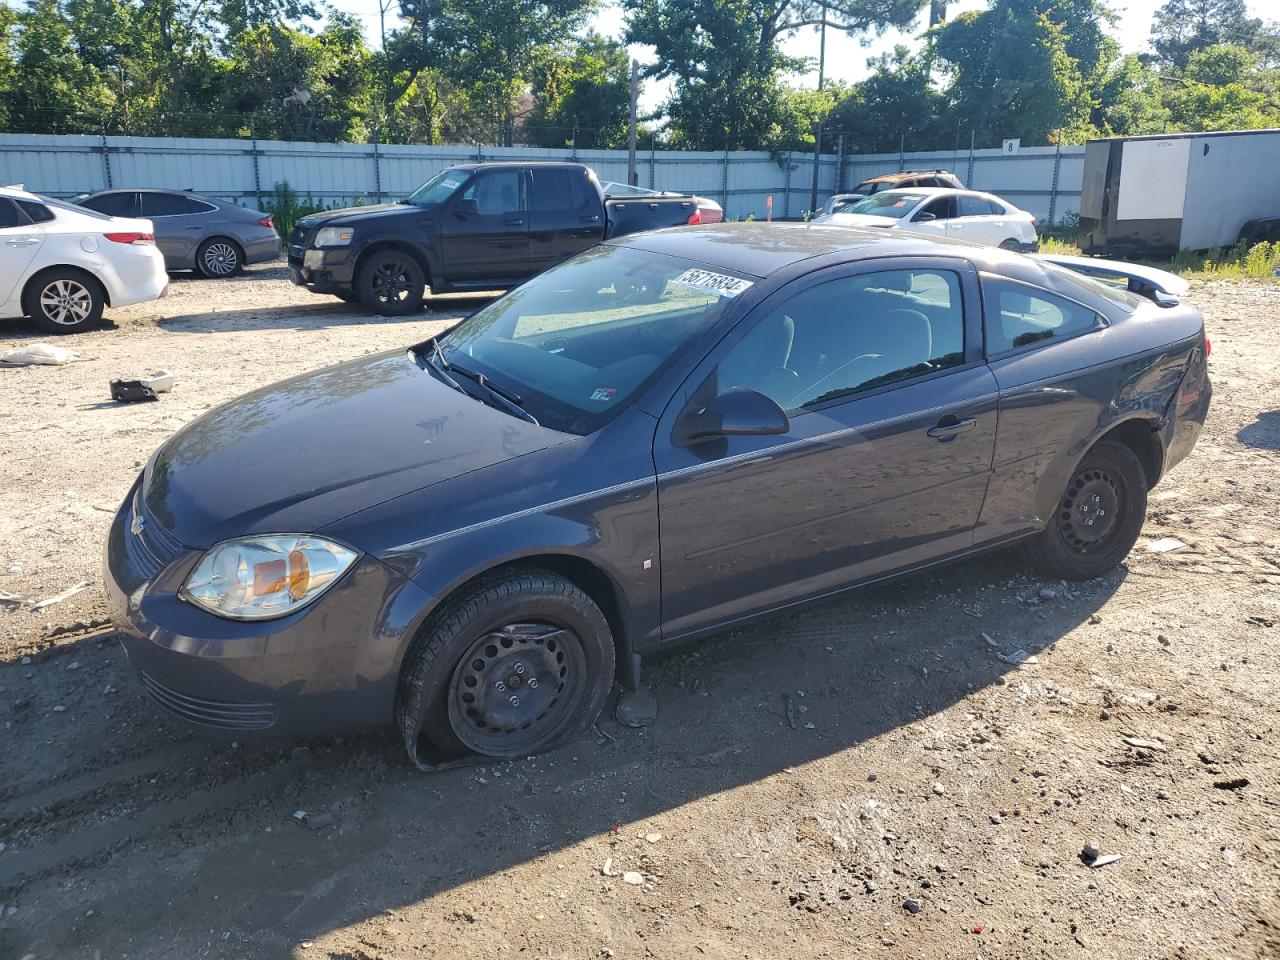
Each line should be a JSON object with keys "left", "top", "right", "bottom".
{"left": 298, "top": 202, "right": 435, "bottom": 228}
{"left": 142, "top": 350, "right": 568, "bottom": 547}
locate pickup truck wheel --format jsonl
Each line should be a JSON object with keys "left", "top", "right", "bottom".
{"left": 1024, "top": 441, "right": 1147, "bottom": 580}
{"left": 356, "top": 252, "right": 425, "bottom": 316}
{"left": 397, "top": 569, "right": 615, "bottom": 762}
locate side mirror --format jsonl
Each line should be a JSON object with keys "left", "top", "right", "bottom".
{"left": 680, "top": 387, "right": 789, "bottom": 442}
{"left": 454, "top": 197, "right": 478, "bottom": 218}
{"left": 913, "top": 211, "right": 937, "bottom": 223}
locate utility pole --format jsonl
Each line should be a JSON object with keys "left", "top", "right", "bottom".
{"left": 808, "top": 2, "right": 827, "bottom": 216}
{"left": 627, "top": 59, "right": 640, "bottom": 187}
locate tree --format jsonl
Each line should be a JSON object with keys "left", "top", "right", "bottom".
{"left": 7, "top": 0, "right": 117, "bottom": 132}
{"left": 1148, "top": 0, "right": 1261, "bottom": 69}
{"left": 526, "top": 33, "right": 631, "bottom": 149}
{"left": 1161, "top": 43, "right": 1276, "bottom": 131}
{"left": 0, "top": 6, "right": 17, "bottom": 130}
{"left": 933, "top": 0, "right": 1098, "bottom": 146}
{"left": 625, "top": 0, "right": 925, "bottom": 150}
{"left": 1091, "top": 53, "right": 1168, "bottom": 135}
{"left": 829, "top": 46, "right": 946, "bottom": 152}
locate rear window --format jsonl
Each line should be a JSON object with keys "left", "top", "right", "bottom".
{"left": 532, "top": 169, "right": 592, "bottom": 213}
{"left": 985, "top": 279, "right": 1102, "bottom": 354}
{"left": 1040, "top": 262, "right": 1143, "bottom": 312}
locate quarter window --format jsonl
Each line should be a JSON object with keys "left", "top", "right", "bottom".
{"left": 142, "top": 192, "right": 210, "bottom": 216}
{"left": 15, "top": 200, "right": 54, "bottom": 223}
{"left": 985, "top": 279, "right": 1101, "bottom": 353}
{"left": 716, "top": 269, "right": 967, "bottom": 413}
{"left": 531, "top": 169, "right": 591, "bottom": 213}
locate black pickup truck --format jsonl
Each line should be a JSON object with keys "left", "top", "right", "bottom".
{"left": 288, "top": 161, "right": 706, "bottom": 315}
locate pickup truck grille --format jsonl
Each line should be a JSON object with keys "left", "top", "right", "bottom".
{"left": 288, "top": 223, "right": 316, "bottom": 263}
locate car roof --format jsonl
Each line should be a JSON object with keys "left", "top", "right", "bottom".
{"left": 84, "top": 187, "right": 219, "bottom": 199}
{"left": 859, "top": 170, "right": 955, "bottom": 184}
{"left": 608, "top": 221, "right": 989, "bottom": 278}
{"left": 1, "top": 185, "right": 40, "bottom": 201}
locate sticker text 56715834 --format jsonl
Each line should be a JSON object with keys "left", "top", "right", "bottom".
{"left": 671, "top": 269, "right": 754, "bottom": 298}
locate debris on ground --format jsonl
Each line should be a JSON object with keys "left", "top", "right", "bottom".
{"left": 109, "top": 379, "right": 160, "bottom": 403}
{"left": 615, "top": 688, "right": 658, "bottom": 728}
{"left": 621, "top": 872, "right": 644, "bottom": 886}
{"left": 998, "top": 649, "right": 1039, "bottom": 665}
{"left": 1145, "top": 537, "right": 1187, "bottom": 553}
{"left": 1, "top": 343, "right": 77, "bottom": 366}
{"left": 29, "top": 582, "right": 90, "bottom": 611}
{"left": 1213, "top": 777, "right": 1249, "bottom": 790}
{"left": 1122, "top": 737, "right": 1167, "bottom": 752}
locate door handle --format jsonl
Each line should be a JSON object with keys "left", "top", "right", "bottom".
{"left": 579, "top": 214, "right": 601, "bottom": 223}
{"left": 6, "top": 237, "right": 40, "bottom": 246}
{"left": 185, "top": 225, "right": 202, "bottom": 230}
{"left": 927, "top": 415, "right": 976, "bottom": 441}
{"left": 503, "top": 217, "right": 525, "bottom": 226}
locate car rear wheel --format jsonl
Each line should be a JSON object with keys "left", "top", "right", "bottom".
{"left": 197, "top": 238, "right": 243, "bottom": 278}
{"left": 23, "top": 270, "right": 105, "bottom": 334}
{"left": 397, "top": 569, "right": 615, "bottom": 763}
{"left": 999, "top": 238, "right": 1021, "bottom": 251}
{"left": 356, "top": 250, "right": 426, "bottom": 316}
{"left": 1024, "top": 441, "right": 1147, "bottom": 580}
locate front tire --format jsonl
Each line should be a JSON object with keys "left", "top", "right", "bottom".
{"left": 23, "top": 269, "right": 105, "bottom": 334}
{"left": 1024, "top": 441, "right": 1148, "bottom": 580}
{"left": 397, "top": 569, "right": 616, "bottom": 762}
{"left": 196, "top": 238, "right": 243, "bottom": 278}
{"left": 356, "top": 250, "right": 426, "bottom": 316}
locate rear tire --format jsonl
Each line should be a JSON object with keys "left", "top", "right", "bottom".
{"left": 23, "top": 269, "right": 105, "bottom": 334}
{"left": 1024, "top": 441, "right": 1147, "bottom": 580}
{"left": 397, "top": 569, "right": 615, "bottom": 762}
{"left": 355, "top": 250, "right": 426, "bottom": 316}
{"left": 196, "top": 238, "right": 243, "bottom": 278}
{"left": 999, "top": 238, "right": 1021, "bottom": 251}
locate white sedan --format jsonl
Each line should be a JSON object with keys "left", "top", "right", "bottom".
{"left": 815, "top": 188, "right": 1039, "bottom": 252}
{"left": 1, "top": 185, "right": 168, "bottom": 334}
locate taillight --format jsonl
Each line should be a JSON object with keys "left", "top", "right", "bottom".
{"left": 1031, "top": 216, "right": 1038, "bottom": 229}
{"left": 686, "top": 209, "right": 702, "bottom": 225}
{"left": 1204, "top": 336, "right": 1211, "bottom": 357}
{"left": 257, "top": 216, "right": 274, "bottom": 229}
{"left": 104, "top": 232, "right": 155, "bottom": 245}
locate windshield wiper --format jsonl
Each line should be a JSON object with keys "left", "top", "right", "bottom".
{"left": 416, "top": 338, "right": 465, "bottom": 394}
{"left": 448, "top": 361, "right": 540, "bottom": 426}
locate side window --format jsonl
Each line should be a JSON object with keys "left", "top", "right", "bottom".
{"left": 83, "top": 192, "right": 139, "bottom": 217}
{"left": 716, "top": 269, "right": 967, "bottom": 413}
{"left": 532, "top": 170, "right": 573, "bottom": 212}
{"left": 958, "top": 195, "right": 994, "bottom": 217}
{"left": 142, "top": 192, "right": 195, "bottom": 216}
{"left": 462, "top": 171, "right": 525, "bottom": 215}
{"left": 917, "top": 196, "right": 955, "bottom": 221}
{"left": 0, "top": 199, "right": 26, "bottom": 228}
{"left": 15, "top": 200, "right": 54, "bottom": 223}
{"left": 985, "top": 279, "right": 1101, "bottom": 354}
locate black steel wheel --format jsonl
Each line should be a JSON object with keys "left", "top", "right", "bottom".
{"left": 447, "top": 621, "right": 588, "bottom": 755}
{"left": 23, "top": 269, "right": 105, "bottom": 334}
{"left": 356, "top": 251, "right": 425, "bottom": 316}
{"left": 998, "top": 238, "right": 1021, "bottom": 251}
{"left": 1025, "top": 441, "right": 1148, "bottom": 580}
{"left": 197, "top": 237, "right": 243, "bottom": 277}
{"left": 397, "top": 569, "right": 615, "bottom": 764}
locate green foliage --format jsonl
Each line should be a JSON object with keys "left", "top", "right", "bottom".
{"left": 258, "top": 180, "right": 348, "bottom": 238}
{"left": 1149, "top": 0, "right": 1261, "bottom": 69}
{"left": 1169, "top": 240, "right": 1280, "bottom": 279}
{"left": 526, "top": 33, "right": 632, "bottom": 149}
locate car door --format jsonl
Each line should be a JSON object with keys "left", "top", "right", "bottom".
{"left": 529, "top": 167, "right": 601, "bottom": 273}
{"left": 0, "top": 198, "right": 45, "bottom": 307}
{"left": 140, "top": 192, "right": 210, "bottom": 267}
{"left": 947, "top": 194, "right": 998, "bottom": 245}
{"left": 903, "top": 195, "right": 954, "bottom": 240}
{"left": 653, "top": 259, "right": 998, "bottom": 640}
{"left": 440, "top": 168, "right": 532, "bottom": 284}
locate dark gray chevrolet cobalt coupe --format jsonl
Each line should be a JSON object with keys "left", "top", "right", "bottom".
{"left": 104, "top": 224, "right": 1210, "bottom": 763}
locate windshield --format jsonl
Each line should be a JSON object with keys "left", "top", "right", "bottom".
{"left": 436, "top": 245, "right": 753, "bottom": 435}
{"left": 406, "top": 168, "right": 468, "bottom": 206}
{"left": 842, "top": 191, "right": 924, "bottom": 219}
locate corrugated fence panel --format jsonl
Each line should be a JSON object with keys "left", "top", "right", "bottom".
{"left": 0, "top": 133, "right": 1089, "bottom": 225}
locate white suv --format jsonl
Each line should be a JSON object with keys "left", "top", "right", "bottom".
{"left": 816, "top": 188, "right": 1039, "bottom": 252}
{"left": 1, "top": 185, "right": 168, "bottom": 334}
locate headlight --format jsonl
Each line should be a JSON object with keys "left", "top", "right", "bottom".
{"left": 180, "top": 535, "right": 359, "bottom": 620}
{"left": 314, "top": 226, "right": 354, "bottom": 247}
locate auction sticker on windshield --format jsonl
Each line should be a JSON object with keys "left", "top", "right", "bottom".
{"left": 671, "top": 269, "right": 754, "bottom": 298}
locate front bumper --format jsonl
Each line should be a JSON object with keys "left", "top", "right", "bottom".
{"left": 103, "top": 485, "right": 434, "bottom": 735}
{"left": 287, "top": 246, "right": 356, "bottom": 292}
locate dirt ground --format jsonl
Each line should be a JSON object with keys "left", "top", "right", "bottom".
{"left": 1, "top": 267, "right": 1277, "bottom": 960}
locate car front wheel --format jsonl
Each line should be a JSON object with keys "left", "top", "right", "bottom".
{"left": 397, "top": 569, "right": 616, "bottom": 764}
{"left": 23, "top": 270, "right": 105, "bottom": 334}
{"left": 1025, "top": 441, "right": 1148, "bottom": 580}
{"left": 356, "top": 251, "right": 426, "bottom": 316}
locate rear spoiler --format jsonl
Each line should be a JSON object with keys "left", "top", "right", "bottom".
{"left": 1030, "top": 253, "right": 1190, "bottom": 306}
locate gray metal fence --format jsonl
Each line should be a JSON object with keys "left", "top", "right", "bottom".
{"left": 0, "top": 133, "right": 1086, "bottom": 225}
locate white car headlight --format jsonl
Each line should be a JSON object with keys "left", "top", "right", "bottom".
{"left": 314, "top": 226, "right": 354, "bottom": 247}
{"left": 180, "top": 535, "right": 359, "bottom": 620}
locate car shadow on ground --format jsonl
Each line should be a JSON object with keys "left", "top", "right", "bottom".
{"left": 156, "top": 294, "right": 499, "bottom": 334}
{"left": 0, "top": 548, "right": 1126, "bottom": 958}
{"left": 1237, "top": 410, "right": 1280, "bottom": 449}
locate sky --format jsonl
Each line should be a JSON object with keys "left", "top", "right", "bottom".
{"left": 323, "top": 0, "right": 1272, "bottom": 112}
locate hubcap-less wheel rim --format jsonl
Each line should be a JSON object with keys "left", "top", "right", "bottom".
{"left": 371, "top": 260, "right": 413, "bottom": 305}
{"left": 448, "top": 621, "right": 586, "bottom": 756}
{"left": 39, "top": 279, "right": 93, "bottom": 326}
{"left": 1057, "top": 467, "right": 1123, "bottom": 554}
{"left": 203, "top": 242, "right": 238, "bottom": 276}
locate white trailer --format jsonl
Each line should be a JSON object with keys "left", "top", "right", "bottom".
{"left": 1079, "top": 128, "right": 1280, "bottom": 257}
